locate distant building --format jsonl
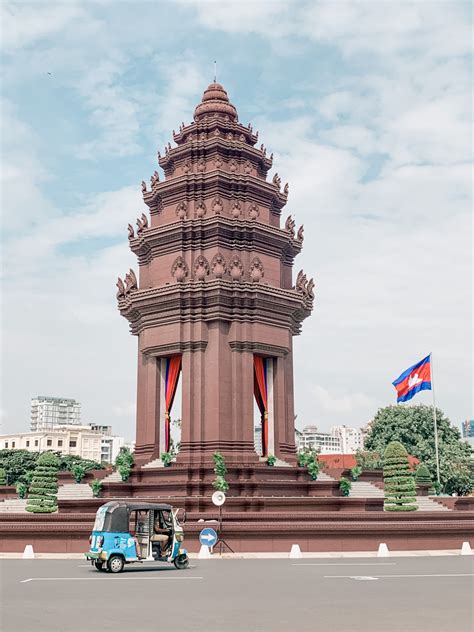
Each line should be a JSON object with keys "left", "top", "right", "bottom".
{"left": 89, "top": 425, "right": 125, "bottom": 463}
{"left": 297, "top": 425, "right": 364, "bottom": 454}
{"left": 1, "top": 425, "right": 102, "bottom": 462}
{"left": 330, "top": 426, "right": 364, "bottom": 453}
{"left": 298, "top": 426, "right": 342, "bottom": 454}
{"left": 31, "top": 396, "right": 81, "bottom": 432}
{"left": 461, "top": 420, "right": 474, "bottom": 438}
{"left": 1, "top": 423, "right": 127, "bottom": 464}
{"left": 461, "top": 420, "right": 474, "bottom": 449}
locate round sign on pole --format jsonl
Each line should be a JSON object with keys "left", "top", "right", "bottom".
{"left": 212, "top": 491, "right": 226, "bottom": 506}
{"left": 199, "top": 527, "right": 218, "bottom": 548}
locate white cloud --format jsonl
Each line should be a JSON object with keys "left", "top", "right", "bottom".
{"left": 313, "top": 385, "right": 374, "bottom": 413}
{"left": 0, "top": 2, "right": 84, "bottom": 50}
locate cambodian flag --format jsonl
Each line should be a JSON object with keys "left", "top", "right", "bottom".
{"left": 392, "top": 355, "right": 432, "bottom": 403}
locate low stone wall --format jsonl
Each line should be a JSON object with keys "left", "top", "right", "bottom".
{"left": 0, "top": 511, "right": 472, "bottom": 553}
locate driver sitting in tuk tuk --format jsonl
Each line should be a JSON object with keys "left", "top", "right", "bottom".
{"left": 150, "top": 510, "right": 172, "bottom": 556}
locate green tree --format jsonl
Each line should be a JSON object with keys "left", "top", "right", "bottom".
{"left": 383, "top": 441, "right": 417, "bottom": 511}
{"left": 0, "top": 467, "right": 6, "bottom": 486}
{"left": 365, "top": 404, "right": 473, "bottom": 494}
{"left": 26, "top": 452, "right": 60, "bottom": 513}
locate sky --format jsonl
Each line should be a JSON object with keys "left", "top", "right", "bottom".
{"left": 1, "top": 0, "right": 472, "bottom": 441}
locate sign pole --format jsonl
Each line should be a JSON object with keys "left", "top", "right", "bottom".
{"left": 430, "top": 352, "right": 441, "bottom": 485}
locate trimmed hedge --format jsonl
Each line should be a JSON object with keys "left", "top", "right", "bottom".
{"left": 26, "top": 452, "right": 60, "bottom": 513}
{"left": 415, "top": 464, "right": 432, "bottom": 485}
{"left": 383, "top": 441, "right": 417, "bottom": 512}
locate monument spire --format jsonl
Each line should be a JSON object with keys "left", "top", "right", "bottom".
{"left": 119, "top": 81, "right": 314, "bottom": 465}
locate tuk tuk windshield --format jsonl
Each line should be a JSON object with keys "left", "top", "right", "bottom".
{"left": 93, "top": 505, "right": 108, "bottom": 531}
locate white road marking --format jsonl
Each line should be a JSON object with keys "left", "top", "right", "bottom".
{"left": 292, "top": 563, "right": 396, "bottom": 567}
{"left": 21, "top": 576, "right": 203, "bottom": 583}
{"left": 351, "top": 576, "right": 379, "bottom": 581}
{"left": 325, "top": 573, "right": 474, "bottom": 580}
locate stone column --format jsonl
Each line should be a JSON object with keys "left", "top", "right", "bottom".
{"left": 134, "top": 350, "right": 161, "bottom": 463}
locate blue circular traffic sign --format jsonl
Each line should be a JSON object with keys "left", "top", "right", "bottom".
{"left": 199, "top": 527, "right": 218, "bottom": 547}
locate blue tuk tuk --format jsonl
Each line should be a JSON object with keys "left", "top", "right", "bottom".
{"left": 85, "top": 501, "right": 189, "bottom": 573}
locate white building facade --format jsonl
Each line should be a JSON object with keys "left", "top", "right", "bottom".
{"left": 1, "top": 425, "right": 102, "bottom": 462}
{"left": 297, "top": 425, "right": 364, "bottom": 454}
{"left": 330, "top": 426, "right": 364, "bottom": 453}
{"left": 1, "top": 424, "right": 127, "bottom": 464}
{"left": 31, "top": 396, "right": 81, "bottom": 432}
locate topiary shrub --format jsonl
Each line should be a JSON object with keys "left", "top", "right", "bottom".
{"left": 26, "top": 452, "right": 60, "bottom": 513}
{"left": 71, "top": 464, "right": 86, "bottom": 483}
{"left": 0, "top": 467, "right": 6, "bottom": 486}
{"left": 415, "top": 464, "right": 432, "bottom": 485}
{"left": 383, "top": 441, "right": 417, "bottom": 511}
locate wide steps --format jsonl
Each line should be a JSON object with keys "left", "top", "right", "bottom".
{"left": 415, "top": 497, "right": 451, "bottom": 511}
{"left": 57, "top": 484, "right": 93, "bottom": 500}
{"left": 0, "top": 499, "right": 27, "bottom": 513}
{"left": 349, "top": 481, "right": 384, "bottom": 498}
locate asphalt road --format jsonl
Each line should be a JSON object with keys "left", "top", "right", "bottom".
{"left": 1, "top": 556, "right": 473, "bottom": 632}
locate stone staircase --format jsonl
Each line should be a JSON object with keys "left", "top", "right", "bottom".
{"left": 0, "top": 499, "right": 27, "bottom": 513}
{"left": 57, "top": 483, "right": 93, "bottom": 500}
{"left": 316, "top": 471, "right": 335, "bottom": 482}
{"left": 142, "top": 458, "right": 166, "bottom": 469}
{"left": 350, "top": 481, "right": 384, "bottom": 498}
{"left": 101, "top": 469, "right": 124, "bottom": 482}
{"left": 415, "top": 496, "right": 450, "bottom": 511}
{"left": 349, "top": 479, "right": 451, "bottom": 511}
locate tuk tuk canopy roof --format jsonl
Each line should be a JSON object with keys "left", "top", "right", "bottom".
{"left": 96, "top": 501, "right": 173, "bottom": 533}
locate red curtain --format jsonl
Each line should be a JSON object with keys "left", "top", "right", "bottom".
{"left": 254, "top": 356, "right": 268, "bottom": 456}
{"left": 165, "top": 355, "right": 181, "bottom": 452}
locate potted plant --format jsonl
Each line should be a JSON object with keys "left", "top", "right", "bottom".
{"left": 161, "top": 452, "right": 173, "bottom": 467}
{"left": 339, "top": 477, "right": 351, "bottom": 497}
{"left": 90, "top": 479, "right": 103, "bottom": 498}
{"left": 266, "top": 455, "right": 277, "bottom": 466}
{"left": 71, "top": 464, "right": 86, "bottom": 483}
{"left": 16, "top": 481, "right": 28, "bottom": 499}
{"left": 350, "top": 466, "right": 362, "bottom": 481}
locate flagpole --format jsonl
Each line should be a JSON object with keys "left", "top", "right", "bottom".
{"left": 430, "top": 352, "right": 441, "bottom": 485}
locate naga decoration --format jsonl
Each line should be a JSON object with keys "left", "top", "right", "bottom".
{"left": 296, "top": 225, "right": 304, "bottom": 242}
{"left": 127, "top": 224, "right": 135, "bottom": 240}
{"left": 116, "top": 277, "right": 126, "bottom": 299}
{"left": 285, "top": 215, "right": 296, "bottom": 237}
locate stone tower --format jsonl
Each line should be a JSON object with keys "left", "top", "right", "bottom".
{"left": 117, "top": 83, "right": 314, "bottom": 465}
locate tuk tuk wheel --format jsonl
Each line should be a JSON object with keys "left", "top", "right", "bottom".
{"left": 173, "top": 554, "right": 189, "bottom": 570}
{"left": 107, "top": 555, "right": 125, "bottom": 573}
{"left": 94, "top": 561, "right": 105, "bottom": 571}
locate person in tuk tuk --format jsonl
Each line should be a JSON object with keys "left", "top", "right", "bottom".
{"left": 150, "top": 509, "right": 172, "bottom": 557}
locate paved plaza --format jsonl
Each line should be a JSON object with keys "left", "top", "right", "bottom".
{"left": 1, "top": 556, "right": 473, "bottom": 632}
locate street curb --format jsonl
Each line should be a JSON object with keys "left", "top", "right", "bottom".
{"left": 0, "top": 549, "right": 464, "bottom": 560}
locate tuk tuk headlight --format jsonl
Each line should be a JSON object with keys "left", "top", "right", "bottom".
{"left": 176, "top": 533, "right": 183, "bottom": 542}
